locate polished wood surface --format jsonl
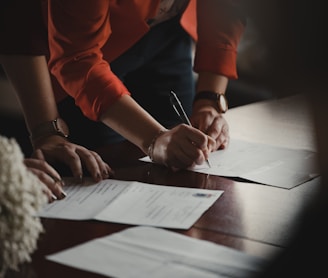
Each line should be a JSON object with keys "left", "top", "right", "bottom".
{"left": 7, "top": 94, "right": 319, "bottom": 278}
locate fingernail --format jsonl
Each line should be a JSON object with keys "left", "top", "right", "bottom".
{"left": 96, "top": 172, "right": 102, "bottom": 181}
{"left": 53, "top": 177, "right": 65, "bottom": 188}
{"left": 102, "top": 170, "right": 109, "bottom": 178}
{"left": 53, "top": 176, "right": 61, "bottom": 183}
{"left": 106, "top": 169, "right": 115, "bottom": 178}
{"left": 51, "top": 194, "right": 58, "bottom": 201}
{"left": 78, "top": 174, "right": 83, "bottom": 183}
{"left": 60, "top": 189, "right": 67, "bottom": 199}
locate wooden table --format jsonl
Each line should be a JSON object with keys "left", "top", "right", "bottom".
{"left": 7, "top": 94, "right": 320, "bottom": 278}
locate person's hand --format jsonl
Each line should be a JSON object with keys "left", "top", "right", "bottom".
{"left": 24, "top": 154, "right": 66, "bottom": 203}
{"left": 191, "top": 104, "right": 230, "bottom": 151}
{"left": 150, "top": 124, "right": 215, "bottom": 170}
{"left": 32, "top": 136, "right": 114, "bottom": 182}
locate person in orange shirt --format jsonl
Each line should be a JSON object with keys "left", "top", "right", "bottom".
{"left": 1, "top": 0, "right": 245, "bottom": 171}
{"left": 43, "top": 0, "right": 245, "bottom": 170}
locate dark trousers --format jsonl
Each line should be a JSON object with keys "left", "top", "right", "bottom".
{"left": 58, "top": 15, "right": 195, "bottom": 149}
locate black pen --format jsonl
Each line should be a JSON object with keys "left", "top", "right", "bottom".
{"left": 169, "top": 90, "right": 211, "bottom": 168}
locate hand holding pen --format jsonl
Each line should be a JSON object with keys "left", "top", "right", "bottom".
{"left": 169, "top": 91, "right": 213, "bottom": 168}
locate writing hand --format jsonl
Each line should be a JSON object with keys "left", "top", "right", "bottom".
{"left": 150, "top": 124, "right": 214, "bottom": 170}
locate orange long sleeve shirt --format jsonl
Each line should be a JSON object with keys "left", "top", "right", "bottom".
{"left": 47, "top": 0, "right": 245, "bottom": 121}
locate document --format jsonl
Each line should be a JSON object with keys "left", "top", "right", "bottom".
{"left": 47, "top": 226, "right": 268, "bottom": 278}
{"left": 141, "top": 139, "right": 319, "bottom": 189}
{"left": 39, "top": 179, "right": 223, "bottom": 229}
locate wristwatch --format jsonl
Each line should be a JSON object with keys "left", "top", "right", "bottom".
{"left": 193, "top": 91, "right": 228, "bottom": 113}
{"left": 30, "top": 118, "right": 69, "bottom": 142}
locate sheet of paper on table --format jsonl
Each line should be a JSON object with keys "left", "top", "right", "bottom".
{"left": 47, "top": 226, "right": 268, "bottom": 278}
{"left": 140, "top": 138, "right": 319, "bottom": 189}
{"left": 38, "top": 179, "right": 223, "bottom": 230}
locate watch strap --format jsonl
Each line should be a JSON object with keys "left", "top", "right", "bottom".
{"left": 193, "top": 91, "right": 228, "bottom": 113}
{"left": 30, "top": 118, "right": 69, "bottom": 143}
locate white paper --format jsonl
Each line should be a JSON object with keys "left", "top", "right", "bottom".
{"left": 141, "top": 139, "right": 319, "bottom": 189}
{"left": 39, "top": 179, "right": 223, "bottom": 229}
{"left": 47, "top": 226, "right": 268, "bottom": 278}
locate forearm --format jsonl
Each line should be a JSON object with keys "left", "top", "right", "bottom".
{"left": 196, "top": 72, "right": 228, "bottom": 94}
{"left": 192, "top": 71, "right": 230, "bottom": 117}
{"left": 99, "top": 94, "right": 166, "bottom": 154}
{"left": 0, "top": 55, "right": 59, "bottom": 133}
{"left": 0, "top": 55, "right": 112, "bottom": 182}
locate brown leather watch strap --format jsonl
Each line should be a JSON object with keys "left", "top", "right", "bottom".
{"left": 30, "top": 118, "right": 69, "bottom": 143}
{"left": 193, "top": 91, "right": 228, "bottom": 113}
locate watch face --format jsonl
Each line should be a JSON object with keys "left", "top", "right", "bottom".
{"left": 54, "top": 118, "right": 69, "bottom": 137}
{"left": 193, "top": 91, "right": 228, "bottom": 113}
{"left": 218, "top": 94, "right": 228, "bottom": 113}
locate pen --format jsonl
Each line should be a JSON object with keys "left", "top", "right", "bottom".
{"left": 169, "top": 90, "right": 211, "bottom": 168}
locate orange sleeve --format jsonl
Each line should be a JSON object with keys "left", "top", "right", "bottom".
{"left": 48, "top": 0, "right": 130, "bottom": 121}
{"left": 193, "top": 0, "right": 246, "bottom": 79}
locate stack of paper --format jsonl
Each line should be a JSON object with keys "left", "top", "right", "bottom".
{"left": 141, "top": 139, "right": 319, "bottom": 189}
{"left": 39, "top": 179, "right": 223, "bottom": 229}
{"left": 47, "top": 226, "right": 268, "bottom": 278}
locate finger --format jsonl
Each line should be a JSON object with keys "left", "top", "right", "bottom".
{"left": 217, "top": 132, "right": 230, "bottom": 150}
{"left": 174, "top": 126, "right": 209, "bottom": 164}
{"left": 89, "top": 151, "right": 114, "bottom": 179}
{"left": 206, "top": 135, "right": 217, "bottom": 153}
{"left": 59, "top": 145, "right": 84, "bottom": 182}
{"left": 206, "top": 117, "right": 223, "bottom": 139}
{"left": 187, "top": 141, "right": 208, "bottom": 165}
{"left": 206, "top": 119, "right": 229, "bottom": 148}
{"left": 33, "top": 148, "right": 46, "bottom": 160}
{"left": 215, "top": 122, "right": 229, "bottom": 149}
{"left": 28, "top": 167, "right": 67, "bottom": 200}
{"left": 186, "top": 128, "right": 210, "bottom": 155}
{"left": 35, "top": 179, "right": 54, "bottom": 203}
{"left": 197, "top": 119, "right": 211, "bottom": 134}
{"left": 24, "top": 157, "right": 63, "bottom": 184}
{"left": 171, "top": 141, "right": 204, "bottom": 169}
{"left": 75, "top": 148, "right": 102, "bottom": 182}
{"left": 41, "top": 184, "right": 56, "bottom": 203}
{"left": 207, "top": 116, "right": 229, "bottom": 138}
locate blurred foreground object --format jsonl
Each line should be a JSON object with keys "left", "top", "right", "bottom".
{"left": 0, "top": 136, "right": 47, "bottom": 277}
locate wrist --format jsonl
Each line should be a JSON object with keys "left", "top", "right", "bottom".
{"left": 31, "top": 134, "right": 69, "bottom": 149}
{"left": 193, "top": 91, "right": 228, "bottom": 114}
{"left": 147, "top": 129, "right": 167, "bottom": 162}
{"left": 30, "top": 118, "right": 70, "bottom": 147}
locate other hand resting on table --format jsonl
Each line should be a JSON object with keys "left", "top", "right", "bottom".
{"left": 32, "top": 137, "right": 114, "bottom": 185}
